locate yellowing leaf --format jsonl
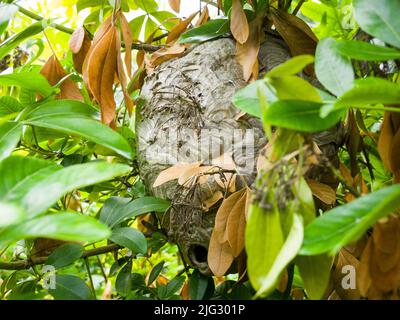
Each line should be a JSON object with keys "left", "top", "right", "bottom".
{"left": 231, "top": 0, "right": 249, "bottom": 44}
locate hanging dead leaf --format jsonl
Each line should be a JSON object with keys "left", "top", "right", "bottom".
{"left": 333, "top": 248, "right": 360, "bottom": 299}
{"left": 69, "top": 27, "right": 86, "bottom": 54}
{"left": 153, "top": 162, "right": 202, "bottom": 188}
{"left": 168, "top": 0, "right": 181, "bottom": 13}
{"left": 203, "top": 191, "right": 224, "bottom": 211}
{"left": 40, "top": 55, "right": 83, "bottom": 101}
{"left": 166, "top": 12, "right": 198, "bottom": 44}
{"left": 178, "top": 165, "right": 217, "bottom": 186}
{"left": 180, "top": 280, "right": 190, "bottom": 300}
{"left": 306, "top": 179, "right": 336, "bottom": 205}
{"left": 196, "top": 6, "right": 209, "bottom": 27}
{"left": 236, "top": 16, "right": 262, "bottom": 81}
{"left": 116, "top": 29, "right": 134, "bottom": 115}
{"left": 346, "top": 109, "right": 362, "bottom": 177}
{"left": 226, "top": 188, "right": 248, "bottom": 257}
{"left": 207, "top": 229, "right": 234, "bottom": 277}
{"left": 231, "top": 0, "right": 249, "bottom": 44}
{"left": 271, "top": 9, "right": 318, "bottom": 75}
{"left": 120, "top": 12, "right": 133, "bottom": 77}
{"left": 150, "top": 42, "right": 186, "bottom": 67}
{"left": 214, "top": 189, "right": 247, "bottom": 244}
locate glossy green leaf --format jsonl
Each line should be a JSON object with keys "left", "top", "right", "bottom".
{"left": 159, "top": 276, "right": 185, "bottom": 299}
{"left": 115, "top": 263, "right": 132, "bottom": 296}
{"left": 0, "top": 96, "right": 24, "bottom": 117}
{"left": 267, "top": 55, "right": 315, "bottom": 78}
{"left": 0, "top": 72, "right": 53, "bottom": 96}
{"left": 246, "top": 204, "right": 284, "bottom": 293}
{"left": 129, "top": 14, "right": 146, "bottom": 40}
{"left": 335, "top": 78, "right": 400, "bottom": 109}
{"left": 0, "top": 22, "right": 43, "bottom": 59}
{"left": 134, "top": 0, "right": 158, "bottom": 13}
{"left": 0, "top": 212, "right": 111, "bottom": 245}
{"left": 99, "top": 196, "right": 170, "bottom": 228}
{"left": 0, "top": 201, "right": 26, "bottom": 228}
{"left": 148, "top": 261, "right": 164, "bottom": 286}
{"left": 268, "top": 76, "right": 321, "bottom": 102}
{"left": 300, "top": 184, "right": 400, "bottom": 256}
{"left": 1, "top": 157, "right": 130, "bottom": 217}
{"left": 232, "top": 80, "right": 276, "bottom": 118}
{"left": 189, "top": 270, "right": 213, "bottom": 300}
{"left": 334, "top": 40, "right": 400, "bottom": 61}
{"left": 354, "top": 0, "right": 400, "bottom": 48}
{"left": 264, "top": 100, "right": 344, "bottom": 132}
{"left": 23, "top": 116, "right": 133, "bottom": 159}
{"left": 0, "top": 121, "right": 21, "bottom": 161}
{"left": 109, "top": 227, "right": 147, "bottom": 255}
{"left": 315, "top": 37, "right": 354, "bottom": 97}
{"left": 49, "top": 275, "right": 92, "bottom": 300}
{"left": 296, "top": 254, "right": 333, "bottom": 300}
{"left": 179, "top": 19, "right": 230, "bottom": 44}
{"left": 46, "top": 244, "right": 84, "bottom": 269}
{"left": 254, "top": 213, "right": 304, "bottom": 298}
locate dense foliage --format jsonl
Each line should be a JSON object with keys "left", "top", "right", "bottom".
{"left": 0, "top": 0, "right": 399, "bottom": 300}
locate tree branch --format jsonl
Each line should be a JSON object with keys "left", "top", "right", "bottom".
{"left": 15, "top": 5, "right": 161, "bottom": 52}
{"left": 0, "top": 244, "right": 121, "bottom": 270}
{"left": 293, "top": 0, "right": 306, "bottom": 15}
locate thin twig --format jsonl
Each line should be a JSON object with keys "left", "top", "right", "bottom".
{"left": 0, "top": 244, "right": 121, "bottom": 270}
{"left": 293, "top": 0, "right": 306, "bottom": 15}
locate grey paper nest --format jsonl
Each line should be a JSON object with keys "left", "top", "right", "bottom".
{"left": 137, "top": 37, "right": 344, "bottom": 275}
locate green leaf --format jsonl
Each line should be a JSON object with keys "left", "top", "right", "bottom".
{"left": 129, "top": 14, "right": 146, "bottom": 40}
{"left": 134, "top": 0, "right": 158, "bottom": 13}
{"left": 253, "top": 213, "right": 304, "bottom": 298}
{"left": 109, "top": 227, "right": 147, "bottom": 255}
{"left": 315, "top": 37, "right": 354, "bottom": 97}
{"left": 0, "top": 157, "right": 130, "bottom": 217}
{"left": 0, "top": 212, "right": 111, "bottom": 245}
{"left": 267, "top": 55, "right": 315, "bottom": 78}
{"left": 0, "top": 22, "right": 44, "bottom": 59}
{"left": 148, "top": 261, "right": 164, "bottom": 286}
{"left": 178, "top": 19, "right": 230, "bottom": 44}
{"left": 0, "top": 121, "right": 21, "bottom": 161}
{"left": 268, "top": 76, "right": 321, "bottom": 102}
{"left": 0, "top": 201, "right": 25, "bottom": 228}
{"left": 0, "top": 4, "right": 18, "bottom": 35}
{"left": 46, "top": 244, "right": 84, "bottom": 269}
{"left": 264, "top": 100, "right": 344, "bottom": 132}
{"left": 0, "top": 72, "right": 53, "bottom": 96}
{"left": 295, "top": 254, "right": 333, "bottom": 300}
{"left": 246, "top": 204, "right": 284, "bottom": 293}
{"left": 76, "top": 0, "right": 107, "bottom": 12}
{"left": 334, "top": 40, "right": 400, "bottom": 61}
{"left": 300, "top": 184, "right": 400, "bottom": 256}
{"left": 335, "top": 78, "right": 400, "bottom": 109}
{"left": 162, "top": 276, "right": 185, "bottom": 299}
{"left": 232, "top": 80, "right": 276, "bottom": 118}
{"left": 99, "top": 196, "right": 170, "bottom": 228}
{"left": 115, "top": 263, "right": 132, "bottom": 296}
{"left": 0, "top": 96, "right": 24, "bottom": 117}
{"left": 24, "top": 116, "right": 133, "bottom": 159}
{"left": 354, "top": 0, "right": 400, "bottom": 48}
{"left": 189, "top": 270, "right": 214, "bottom": 300}
{"left": 49, "top": 275, "right": 92, "bottom": 300}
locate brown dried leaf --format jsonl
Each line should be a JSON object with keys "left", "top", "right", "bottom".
{"left": 178, "top": 165, "right": 217, "bottom": 186}
{"left": 306, "top": 179, "right": 336, "bottom": 205}
{"left": 226, "top": 188, "right": 247, "bottom": 257}
{"left": 168, "top": 0, "right": 181, "bottom": 13}
{"left": 271, "top": 9, "right": 318, "bottom": 75}
{"left": 120, "top": 12, "right": 133, "bottom": 77}
{"left": 231, "top": 0, "right": 249, "bottom": 44}
{"left": 153, "top": 162, "right": 202, "bottom": 188}
{"left": 236, "top": 17, "right": 262, "bottom": 81}
{"left": 99, "top": 27, "right": 118, "bottom": 125}
{"left": 203, "top": 191, "right": 224, "bottom": 211}
{"left": 150, "top": 42, "right": 186, "bottom": 67}
{"left": 116, "top": 30, "right": 134, "bottom": 115}
{"left": 196, "top": 6, "right": 209, "bottom": 27}
{"left": 40, "top": 55, "right": 83, "bottom": 101}
{"left": 207, "top": 229, "right": 234, "bottom": 277}
{"left": 69, "top": 27, "right": 86, "bottom": 54}
{"left": 214, "top": 189, "right": 246, "bottom": 244}
{"left": 72, "top": 29, "right": 91, "bottom": 74}
{"left": 166, "top": 12, "right": 198, "bottom": 43}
